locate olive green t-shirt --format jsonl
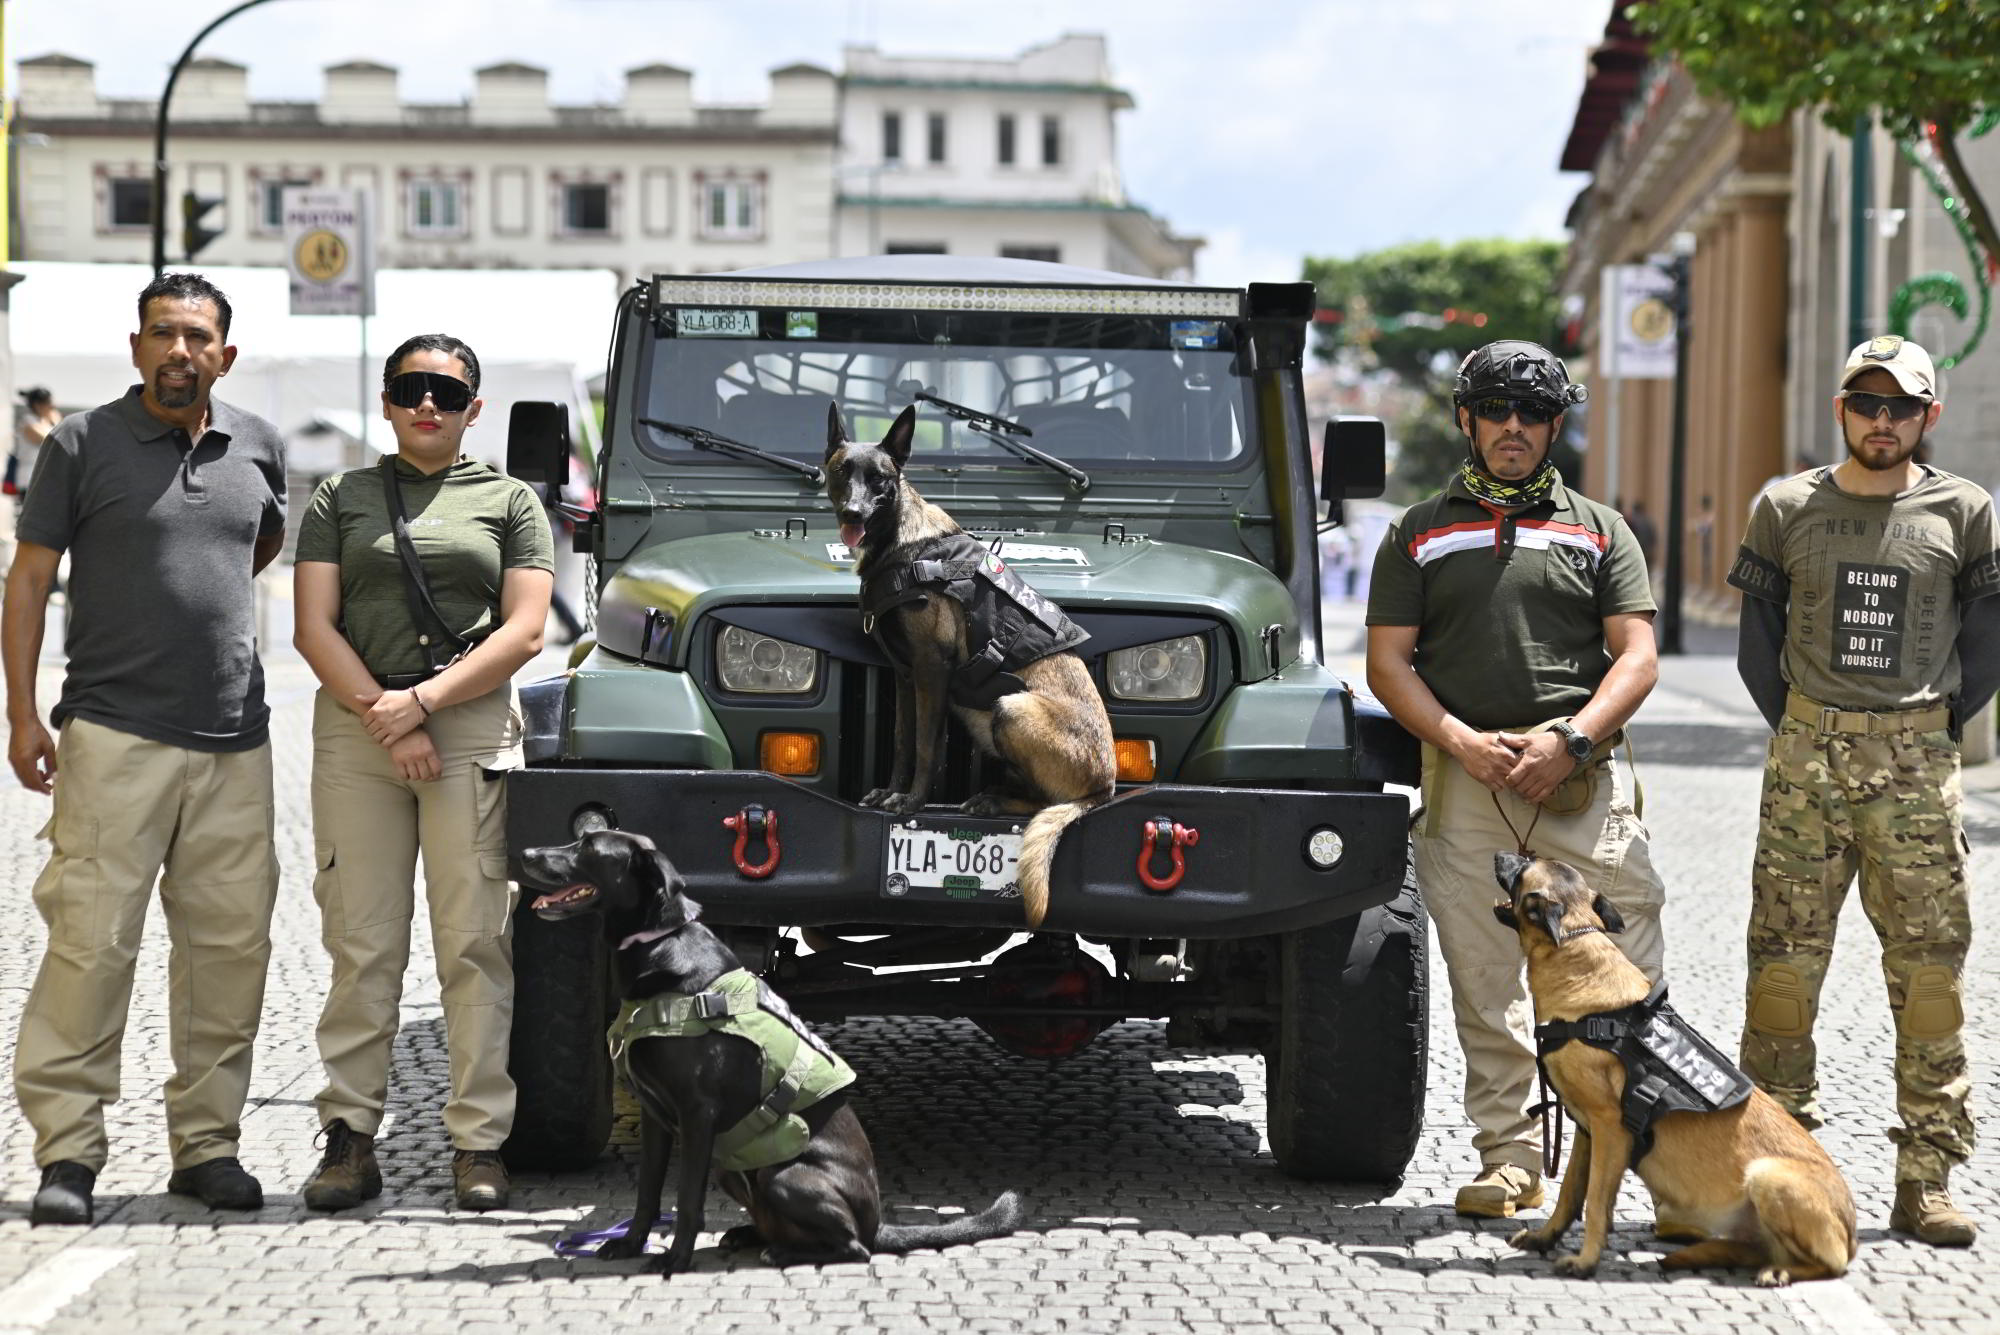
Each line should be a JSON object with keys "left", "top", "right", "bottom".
{"left": 1366, "top": 475, "right": 1656, "bottom": 730}
{"left": 1728, "top": 465, "right": 2000, "bottom": 711}
{"left": 296, "top": 456, "right": 554, "bottom": 677}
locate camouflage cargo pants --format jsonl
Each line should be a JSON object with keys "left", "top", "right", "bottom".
{"left": 1742, "top": 712, "right": 1973, "bottom": 1182}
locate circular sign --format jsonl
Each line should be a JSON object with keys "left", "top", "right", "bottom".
{"left": 294, "top": 229, "right": 350, "bottom": 283}
{"left": 1628, "top": 296, "right": 1674, "bottom": 343}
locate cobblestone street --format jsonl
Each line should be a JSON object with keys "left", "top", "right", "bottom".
{"left": 0, "top": 600, "right": 1992, "bottom": 1334}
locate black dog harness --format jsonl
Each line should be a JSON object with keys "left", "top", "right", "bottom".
{"left": 859, "top": 532, "right": 1090, "bottom": 709}
{"left": 1535, "top": 980, "right": 1755, "bottom": 1167}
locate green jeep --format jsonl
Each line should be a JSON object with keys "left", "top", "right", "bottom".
{"left": 500, "top": 256, "right": 1425, "bottom": 1182}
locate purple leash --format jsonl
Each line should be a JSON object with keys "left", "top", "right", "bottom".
{"left": 554, "top": 1215, "right": 672, "bottom": 1257}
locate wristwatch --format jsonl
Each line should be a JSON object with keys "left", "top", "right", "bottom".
{"left": 1551, "top": 719, "right": 1594, "bottom": 763}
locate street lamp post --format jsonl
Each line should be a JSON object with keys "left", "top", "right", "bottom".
{"left": 151, "top": 0, "right": 286, "bottom": 275}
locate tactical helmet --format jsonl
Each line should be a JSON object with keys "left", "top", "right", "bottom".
{"left": 1453, "top": 340, "right": 1588, "bottom": 413}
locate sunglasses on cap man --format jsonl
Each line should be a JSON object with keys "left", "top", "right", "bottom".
{"left": 1838, "top": 389, "right": 1929, "bottom": 422}
{"left": 385, "top": 371, "right": 475, "bottom": 414}
{"left": 1467, "top": 396, "right": 1560, "bottom": 426}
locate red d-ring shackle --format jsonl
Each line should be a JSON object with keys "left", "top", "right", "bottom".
{"left": 1137, "top": 816, "right": 1200, "bottom": 892}
{"left": 724, "top": 805, "right": 780, "bottom": 878}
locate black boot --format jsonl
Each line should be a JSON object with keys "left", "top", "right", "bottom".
{"left": 31, "top": 1161, "right": 96, "bottom": 1225}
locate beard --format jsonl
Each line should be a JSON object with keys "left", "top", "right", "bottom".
{"left": 1844, "top": 419, "right": 1923, "bottom": 472}
{"left": 152, "top": 370, "right": 199, "bottom": 409}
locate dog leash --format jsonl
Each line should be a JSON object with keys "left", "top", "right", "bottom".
{"left": 1490, "top": 791, "right": 1542, "bottom": 857}
{"left": 554, "top": 1215, "right": 672, "bottom": 1257}
{"left": 1530, "top": 1065, "right": 1566, "bottom": 1180}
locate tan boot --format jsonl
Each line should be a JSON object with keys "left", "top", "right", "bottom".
{"left": 452, "top": 1150, "right": 510, "bottom": 1212}
{"left": 1890, "top": 1179, "right": 1976, "bottom": 1247}
{"left": 302, "top": 1120, "right": 381, "bottom": 1212}
{"left": 1455, "top": 1164, "right": 1544, "bottom": 1218}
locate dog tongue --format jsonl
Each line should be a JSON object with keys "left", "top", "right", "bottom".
{"left": 840, "top": 523, "right": 865, "bottom": 550}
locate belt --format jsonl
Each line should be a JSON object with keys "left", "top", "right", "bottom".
{"left": 373, "top": 671, "right": 432, "bottom": 690}
{"left": 1784, "top": 693, "right": 1949, "bottom": 735}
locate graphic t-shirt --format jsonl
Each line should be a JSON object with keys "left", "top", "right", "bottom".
{"left": 1728, "top": 466, "right": 2000, "bottom": 710}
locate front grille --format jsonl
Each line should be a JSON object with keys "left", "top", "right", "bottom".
{"left": 837, "top": 662, "right": 987, "bottom": 806}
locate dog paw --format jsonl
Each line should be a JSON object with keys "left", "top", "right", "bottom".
{"left": 1550, "top": 1254, "right": 1598, "bottom": 1279}
{"left": 959, "top": 793, "right": 1005, "bottom": 816}
{"left": 1508, "top": 1228, "right": 1556, "bottom": 1253}
{"left": 881, "top": 792, "right": 925, "bottom": 816}
{"left": 860, "top": 788, "right": 893, "bottom": 808}
{"left": 719, "top": 1225, "right": 764, "bottom": 1254}
{"left": 596, "top": 1234, "right": 646, "bottom": 1261}
{"left": 1755, "top": 1267, "right": 1792, "bottom": 1288}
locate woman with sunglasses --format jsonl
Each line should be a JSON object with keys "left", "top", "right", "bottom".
{"left": 290, "top": 333, "right": 553, "bottom": 1213}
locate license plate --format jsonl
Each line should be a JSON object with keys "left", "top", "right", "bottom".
{"left": 883, "top": 820, "right": 1023, "bottom": 903}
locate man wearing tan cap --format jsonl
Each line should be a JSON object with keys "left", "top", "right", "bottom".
{"left": 1729, "top": 334, "right": 2000, "bottom": 1246}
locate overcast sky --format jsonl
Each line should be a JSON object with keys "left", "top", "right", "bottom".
{"left": 7, "top": 0, "right": 1612, "bottom": 287}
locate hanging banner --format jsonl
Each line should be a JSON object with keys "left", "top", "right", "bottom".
{"left": 285, "top": 187, "right": 375, "bottom": 317}
{"left": 1601, "top": 264, "right": 1676, "bottom": 379}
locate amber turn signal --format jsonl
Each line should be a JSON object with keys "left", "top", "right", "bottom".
{"left": 760, "top": 731, "right": 821, "bottom": 776}
{"left": 1114, "top": 737, "right": 1157, "bottom": 783}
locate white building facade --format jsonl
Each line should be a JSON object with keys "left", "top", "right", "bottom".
{"left": 11, "top": 54, "right": 839, "bottom": 284}
{"left": 835, "top": 35, "right": 1199, "bottom": 278}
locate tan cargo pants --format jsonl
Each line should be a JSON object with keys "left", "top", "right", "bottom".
{"left": 309, "top": 685, "right": 520, "bottom": 1151}
{"left": 1414, "top": 742, "right": 1667, "bottom": 1173}
{"left": 1742, "top": 702, "right": 1973, "bottom": 1183}
{"left": 14, "top": 717, "right": 278, "bottom": 1172}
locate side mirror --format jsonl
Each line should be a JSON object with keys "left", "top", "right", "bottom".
{"left": 508, "top": 400, "right": 570, "bottom": 504}
{"left": 1321, "top": 415, "right": 1386, "bottom": 505}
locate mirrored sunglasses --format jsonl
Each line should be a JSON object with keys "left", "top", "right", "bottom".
{"left": 1840, "top": 390, "right": 1927, "bottom": 422}
{"left": 386, "top": 371, "right": 474, "bottom": 413}
{"left": 1469, "top": 396, "right": 1557, "bottom": 426}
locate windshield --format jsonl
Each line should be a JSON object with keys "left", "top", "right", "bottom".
{"left": 636, "top": 306, "right": 1249, "bottom": 470}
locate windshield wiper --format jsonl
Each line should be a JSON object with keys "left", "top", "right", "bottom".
{"left": 914, "top": 392, "right": 1090, "bottom": 492}
{"left": 638, "top": 417, "right": 825, "bottom": 485}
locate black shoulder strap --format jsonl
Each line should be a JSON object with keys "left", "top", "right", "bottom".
{"left": 381, "top": 456, "right": 473, "bottom": 672}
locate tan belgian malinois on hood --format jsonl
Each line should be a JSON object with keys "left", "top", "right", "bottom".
{"left": 825, "top": 404, "right": 1115, "bottom": 927}
{"left": 1492, "top": 851, "right": 1857, "bottom": 1285}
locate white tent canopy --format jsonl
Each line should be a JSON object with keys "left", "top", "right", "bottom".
{"left": 9, "top": 261, "right": 617, "bottom": 469}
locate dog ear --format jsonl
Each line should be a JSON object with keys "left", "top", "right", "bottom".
{"left": 1492, "top": 903, "right": 1520, "bottom": 930}
{"left": 1592, "top": 893, "right": 1626, "bottom": 935}
{"left": 881, "top": 403, "right": 919, "bottom": 469}
{"left": 826, "top": 402, "right": 849, "bottom": 458}
{"left": 1526, "top": 895, "right": 1566, "bottom": 941}
{"left": 633, "top": 849, "right": 702, "bottom": 934}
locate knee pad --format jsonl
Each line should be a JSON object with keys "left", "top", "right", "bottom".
{"left": 1899, "top": 964, "right": 1963, "bottom": 1040}
{"left": 1747, "top": 962, "right": 1813, "bottom": 1037}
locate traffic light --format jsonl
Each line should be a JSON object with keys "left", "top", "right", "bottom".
{"left": 181, "top": 191, "right": 225, "bottom": 262}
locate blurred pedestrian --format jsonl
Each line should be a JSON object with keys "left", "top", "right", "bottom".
{"left": 292, "top": 333, "right": 553, "bottom": 1213}
{"left": 1729, "top": 334, "right": 1997, "bottom": 1247}
{"left": 11, "top": 386, "right": 61, "bottom": 501}
{"left": 7, "top": 273, "right": 286, "bottom": 1225}
{"left": 1625, "top": 498, "right": 1659, "bottom": 569}
{"left": 1366, "top": 341, "right": 1666, "bottom": 1220}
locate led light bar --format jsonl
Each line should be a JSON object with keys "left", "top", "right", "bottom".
{"left": 654, "top": 277, "right": 1245, "bottom": 319}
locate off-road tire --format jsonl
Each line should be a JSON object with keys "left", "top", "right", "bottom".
{"left": 501, "top": 906, "right": 616, "bottom": 1171}
{"left": 1265, "top": 852, "right": 1427, "bottom": 1183}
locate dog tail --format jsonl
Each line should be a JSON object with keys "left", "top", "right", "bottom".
{"left": 1017, "top": 799, "right": 1099, "bottom": 929}
{"left": 874, "top": 1190, "right": 1026, "bottom": 1254}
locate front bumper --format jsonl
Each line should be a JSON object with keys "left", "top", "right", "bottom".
{"left": 505, "top": 768, "right": 1409, "bottom": 938}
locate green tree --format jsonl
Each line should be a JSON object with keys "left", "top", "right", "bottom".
{"left": 1303, "top": 238, "right": 1572, "bottom": 499}
{"left": 1631, "top": 0, "right": 2000, "bottom": 274}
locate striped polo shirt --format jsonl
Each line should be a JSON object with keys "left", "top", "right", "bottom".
{"left": 1365, "top": 474, "right": 1655, "bottom": 731}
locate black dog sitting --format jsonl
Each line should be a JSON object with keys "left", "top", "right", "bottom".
{"left": 520, "top": 829, "right": 1026, "bottom": 1275}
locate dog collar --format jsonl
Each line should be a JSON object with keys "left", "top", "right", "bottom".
{"left": 1551, "top": 924, "right": 1609, "bottom": 947}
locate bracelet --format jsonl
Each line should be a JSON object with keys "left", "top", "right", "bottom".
{"left": 411, "top": 686, "right": 432, "bottom": 717}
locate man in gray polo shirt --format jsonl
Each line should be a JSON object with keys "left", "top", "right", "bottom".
{"left": 4, "top": 272, "right": 286, "bottom": 1225}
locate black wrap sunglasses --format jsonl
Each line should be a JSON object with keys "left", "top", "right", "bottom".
{"left": 386, "top": 371, "right": 474, "bottom": 413}
{"left": 1468, "top": 396, "right": 1558, "bottom": 426}
{"left": 1840, "top": 390, "right": 1928, "bottom": 422}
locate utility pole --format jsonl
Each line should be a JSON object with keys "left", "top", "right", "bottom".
{"left": 1659, "top": 250, "right": 1693, "bottom": 656}
{"left": 151, "top": 0, "right": 286, "bottom": 275}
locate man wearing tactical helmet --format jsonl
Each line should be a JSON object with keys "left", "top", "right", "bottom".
{"left": 1365, "top": 340, "right": 1669, "bottom": 1218}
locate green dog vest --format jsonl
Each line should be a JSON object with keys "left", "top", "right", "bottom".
{"left": 607, "top": 968, "right": 857, "bottom": 1172}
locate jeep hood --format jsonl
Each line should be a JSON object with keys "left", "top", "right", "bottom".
{"left": 593, "top": 529, "right": 1298, "bottom": 670}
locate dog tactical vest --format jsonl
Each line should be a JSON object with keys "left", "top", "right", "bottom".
{"left": 1534, "top": 980, "right": 1755, "bottom": 1166}
{"left": 607, "top": 968, "right": 857, "bottom": 1172}
{"left": 858, "top": 533, "right": 1090, "bottom": 709}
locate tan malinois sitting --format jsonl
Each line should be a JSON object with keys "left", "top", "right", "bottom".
{"left": 1492, "top": 851, "right": 1857, "bottom": 1286}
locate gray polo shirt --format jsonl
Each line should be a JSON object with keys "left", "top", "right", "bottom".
{"left": 19, "top": 385, "right": 286, "bottom": 752}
